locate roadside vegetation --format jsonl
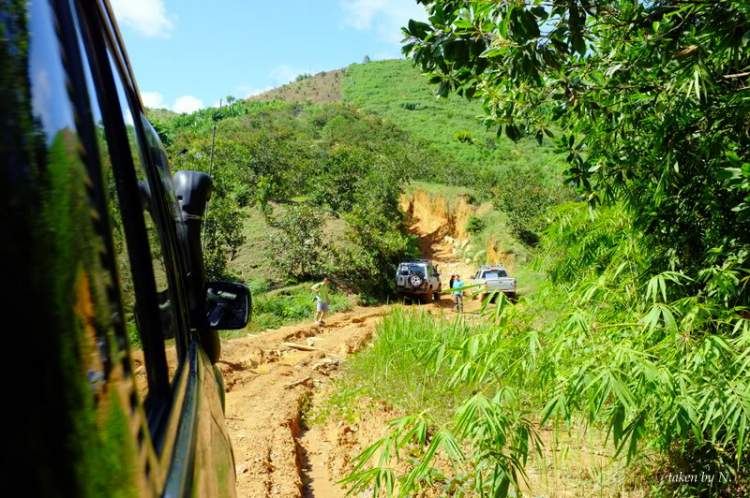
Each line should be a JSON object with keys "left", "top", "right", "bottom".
{"left": 315, "top": 1, "right": 750, "bottom": 496}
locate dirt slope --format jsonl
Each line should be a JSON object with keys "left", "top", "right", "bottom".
{"left": 400, "top": 190, "right": 479, "bottom": 286}
{"left": 250, "top": 70, "right": 344, "bottom": 104}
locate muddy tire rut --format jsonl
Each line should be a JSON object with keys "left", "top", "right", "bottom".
{"left": 219, "top": 307, "right": 386, "bottom": 497}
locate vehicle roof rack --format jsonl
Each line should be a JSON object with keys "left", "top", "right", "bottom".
{"left": 401, "top": 258, "right": 430, "bottom": 263}
{"left": 479, "top": 264, "right": 505, "bottom": 269}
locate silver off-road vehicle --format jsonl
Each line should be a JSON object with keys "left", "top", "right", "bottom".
{"left": 471, "top": 264, "right": 517, "bottom": 302}
{"left": 395, "top": 259, "right": 442, "bottom": 302}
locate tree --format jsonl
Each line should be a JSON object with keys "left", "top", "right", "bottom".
{"left": 402, "top": 0, "right": 750, "bottom": 285}
{"left": 362, "top": 55, "right": 371, "bottom": 63}
{"left": 265, "top": 204, "right": 328, "bottom": 281}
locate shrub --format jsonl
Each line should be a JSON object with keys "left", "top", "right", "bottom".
{"left": 265, "top": 204, "right": 330, "bottom": 281}
{"left": 464, "top": 216, "right": 485, "bottom": 234}
{"left": 453, "top": 130, "right": 474, "bottom": 144}
{"left": 491, "top": 164, "right": 571, "bottom": 246}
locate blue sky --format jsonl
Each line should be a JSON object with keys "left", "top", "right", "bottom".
{"left": 110, "top": 0, "right": 429, "bottom": 113}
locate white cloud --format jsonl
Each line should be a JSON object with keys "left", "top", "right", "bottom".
{"left": 235, "top": 84, "right": 274, "bottom": 99}
{"left": 270, "top": 65, "right": 304, "bottom": 86}
{"left": 341, "top": 0, "right": 429, "bottom": 45}
{"left": 141, "top": 91, "right": 167, "bottom": 109}
{"left": 31, "top": 69, "right": 52, "bottom": 127}
{"left": 110, "top": 0, "right": 174, "bottom": 37}
{"left": 173, "top": 95, "right": 204, "bottom": 114}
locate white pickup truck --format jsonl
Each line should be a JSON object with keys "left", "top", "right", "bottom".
{"left": 471, "top": 265, "right": 517, "bottom": 302}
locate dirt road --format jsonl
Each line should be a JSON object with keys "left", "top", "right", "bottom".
{"left": 221, "top": 190, "right": 480, "bottom": 497}
{"left": 219, "top": 297, "right": 461, "bottom": 498}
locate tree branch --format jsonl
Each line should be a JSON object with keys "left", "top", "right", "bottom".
{"left": 722, "top": 72, "right": 750, "bottom": 80}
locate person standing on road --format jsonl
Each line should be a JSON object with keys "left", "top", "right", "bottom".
{"left": 449, "top": 274, "right": 455, "bottom": 290}
{"left": 453, "top": 275, "right": 464, "bottom": 313}
{"left": 311, "top": 277, "right": 331, "bottom": 325}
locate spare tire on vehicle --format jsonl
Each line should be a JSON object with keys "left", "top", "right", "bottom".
{"left": 408, "top": 274, "right": 423, "bottom": 287}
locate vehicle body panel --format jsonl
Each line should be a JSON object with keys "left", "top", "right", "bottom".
{"left": 0, "top": 1, "right": 235, "bottom": 495}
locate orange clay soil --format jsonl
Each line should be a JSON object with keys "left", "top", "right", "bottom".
{"left": 220, "top": 296, "right": 466, "bottom": 498}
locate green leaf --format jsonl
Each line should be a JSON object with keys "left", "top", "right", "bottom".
{"left": 717, "top": 168, "right": 743, "bottom": 181}
{"left": 530, "top": 6, "right": 547, "bottom": 20}
{"left": 572, "top": 33, "right": 586, "bottom": 56}
{"left": 727, "top": 151, "right": 742, "bottom": 164}
{"left": 505, "top": 124, "right": 522, "bottom": 142}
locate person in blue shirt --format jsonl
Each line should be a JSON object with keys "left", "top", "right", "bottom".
{"left": 453, "top": 275, "right": 464, "bottom": 313}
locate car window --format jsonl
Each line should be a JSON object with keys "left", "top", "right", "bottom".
{"left": 105, "top": 50, "right": 184, "bottom": 388}
{"left": 409, "top": 265, "right": 426, "bottom": 276}
{"left": 483, "top": 271, "right": 508, "bottom": 279}
{"left": 73, "top": 7, "right": 180, "bottom": 413}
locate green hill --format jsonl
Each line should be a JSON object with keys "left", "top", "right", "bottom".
{"left": 253, "top": 59, "right": 564, "bottom": 188}
{"left": 343, "top": 59, "right": 564, "bottom": 182}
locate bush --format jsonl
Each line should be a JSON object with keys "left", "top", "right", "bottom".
{"left": 491, "top": 164, "right": 571, "bottom": 246}
{"left": 265, "top": 204, "right": 330, "bottom": 281}
{"left": 453, "top": 130, "right": 474, "bottom": 144}
{"left": 464, "top": 216, "right": 485, "bottom": 234}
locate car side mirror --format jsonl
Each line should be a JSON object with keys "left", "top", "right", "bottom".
{"left": 204, "top": 281, "right": 251, "bottom": 330}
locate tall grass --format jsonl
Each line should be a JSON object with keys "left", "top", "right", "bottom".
{"left": 338, "top": 309, "right": 477, "bottom": 424}
{"left": 340, "top": 201, "right": 750, "bottom": 497}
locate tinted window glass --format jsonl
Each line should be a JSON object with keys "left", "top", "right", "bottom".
{"left": 103, "top": 50, "right": 182, "bottom": 387}
{"left": 484, "top": 271, "right": 508, "bottom": 278}
{"left": 409, "top": 265, "right": 426, "bottom": 275}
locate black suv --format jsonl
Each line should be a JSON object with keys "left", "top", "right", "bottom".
{"left": 1, "top": 1, "right": 247, "bottom": 496}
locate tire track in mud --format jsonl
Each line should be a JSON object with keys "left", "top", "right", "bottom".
{"left": 219, "top": 307, "right": 386, "bottom": 497}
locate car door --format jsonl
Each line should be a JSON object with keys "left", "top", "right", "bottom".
{"left": 74, "top": 2, "right": 237, "bottom": 495}
{"left": 1, "top": 1, "right": 161, "bottom": 494}
{"left": 0, "top": 1, "right": 235, "bottom": 495}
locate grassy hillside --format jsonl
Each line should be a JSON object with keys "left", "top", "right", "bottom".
{"left": 251, "top": 69, "right": 344, "bottom": 104}
{"left": 343, "top": 59, "right": 564, "bottom": 181}
{"left": 251, "top": 60, "right": 564, "bottom": 183}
